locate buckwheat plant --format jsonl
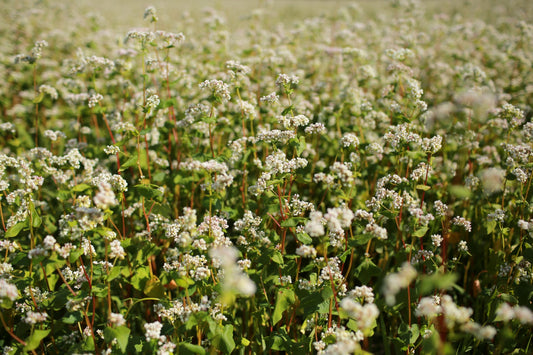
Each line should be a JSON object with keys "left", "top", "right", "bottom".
{"left": 0, "top": 0, "right": 532, "bottom": 353}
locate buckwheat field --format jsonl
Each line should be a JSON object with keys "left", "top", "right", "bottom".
{"left": 1, "top": 0, "right": 532, "bottom": 353}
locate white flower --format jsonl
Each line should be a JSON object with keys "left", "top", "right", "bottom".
{"left": 518, "top": 219, "right": 529, "bottom": 230}
{"left": 364, "top": 223, "right": 388, "bottom": 240}
{"left": 340, "top": 298, "right": 379, "bottom": 330}
{"left": 383, "top": 263, "right": 417, "bottom": 306}
{"left": 348, "top": 286, "right": 375, "bottom": 303}
{"left": 513, "top": 168, "right": 529, "bottom": 183}
{"left": 24, "top": 311, "right": 48, "bottom": 324}
{"left": 479, "top": 167, "right": 505, "bottom": 195}
{"left": 144, "top": 321, "right": 163, "bottom": 342}
{"left": 109, "top": 313, "right": 126, "bottom": 327}
{"left": 440, "top": 295, "right": 473, "bottom": 326}
{"left": 415, "top": 297, "right": 442, "bottom": 318}
{"left": 341, "top": 133, "right": 360, "bottom": 148}
{"left": 94, "top": 181, "right": 117, "bottom": 210}
{"left": 234, "top": 275, "right": 256, "bottom": 296}
{"left": 260, "top": 92, "right": 279, "bottom": 104}
{"left": 278, "top": 114, "right": 309, "bottom": 129}
{"left": 305, "top": 123, "right": 326, "bottom": 135}
{"left": 420, "top": 135, "right": 443, "bottom": 154}
{"left": 305, "top": 211, "right": 325, "bottom": 237}
{"left": 452, "top": 216, "right": 472, "bottom": 232}
{"left": 199, "top": 79, "right": 231, "bottom": 102}
{"left": 144, "top": 6, "right": 158, "bottom": 22}
{"left": 39, "top": 85, "right": 58, "bottom": 100}
{"left": 296, "top": 245, "right": 317, "bottom": 258}
{"left": 431, "top": 234, "right": 443, "bottom": 247}
{"left": 209, "top": 246, "right": 256, "bottom": 298}
{"left": 276, "top": 73, "right": 299, "bottom": 87}
{"left": 43, "top": 235, "right": 57, "bottom": 250}
{"left": 88, "top": 93, "right": 103, "bottom": 108}
{"left": 515, "top": 306, "right": 533, "bottom": 324}
{"left": 109, "top": 240, "right": 126, "bottom": 259}
{"left": 209, "top": 246, "right": 238, "bottom": 267}
{"left": 476, "top": 325, "right": 496, "bottom": 340}
{"left": 44, "top": 130, "right": 66, "bottom": 141}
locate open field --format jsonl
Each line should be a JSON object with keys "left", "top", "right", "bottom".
{"left": 0, "top": 0, "right": 533, "bottom": 353}
{"left": 78, "top": 0, "right": 533, "bottom": 25}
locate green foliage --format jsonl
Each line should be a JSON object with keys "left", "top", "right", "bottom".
{"left": 0, "top": 0, "right": 531, "bottom": 353}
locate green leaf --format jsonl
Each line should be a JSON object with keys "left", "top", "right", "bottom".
{"left": 354, "top": 258, "right": 381, "bottom": 284}
{"left": 266, "top": 178, "right": 286, "bottom": 187}
{"left": 416, "top": 184, "right": 430, "bottom": 191}
{"left": 33, "top": 92, "right": 45, "bottom": 104}
{"left": 152, "top": 171, "right": 166, "bottom": 183}
{"left": 82, "top": 335, "right": 95, "bottom": 351}
{"left": 133, "top": 184, "right": 163, "bottom": 200}
{"left": 161, "top": 98, "right": 177, "bottom": 108}
{"left": 221, "top": 324, "right": 236, "bottom": 353}
{"left": 317, "top": 287, "right": 334, "bottom": 314}
{"left": 409, "top": 324, "right": 420, "bottom": 344}
{"left": 175, "top": 277, "right": 195, "bottom": 288}
{"left": 24, "top": 329, "right": 50, "bottom": 352}
{"left": 350, "top": 233, "right": 374, "bottom": 246}
{"left": 134, "top": 339, "right": 144, "bottom": 353}
{"left": 412, "top": 226, "right": 429, "bottom": 238}
{"left": 29, "top": 201, "right": 42, "bottom": 228}
{"left": 180, "top": 342, "right": 206, "bottom": 355}
{"left": 150, "top": 202, "right": 172, "bottom": 216}
{"left": 346, "top": 319, "right": 359, "bottom": 331}
{"left": 104, "top": 327, "right": 116, "bottom": 345}
{"left": 498, "top": 293, "right": 518, "bottom": 304}
{"left": 43, "top": 255, "right": 66, "bottom": 275}
{"left": 72, "top": 183, "right": 92, "bottom": 192}
{"left": 130, "top": 266, "right": 150, "bottom": 291}
{"left": 119, "top": 154, "right": 138, "bottom": 172}
{"left": 69, "top": 248, "right": 84, "bottom": 263}
{"left": 185, "top": 311, "right": 208, "bottom": 331}
{"left": 405, "top": 150, "right": 426, "bottom": 160}
{"left": 57, "top": 190, "right": 71, "bottom": 201}
{"left": 297, "top": 136, "right": 306, "bottom": 156}
{"left": 139, "top": 127, "right": 152, "bottom": 135}
{"left": 296, "top": 233, "right": 313, "bottom": 245}
{"left": 43, "top": 215, "right": 57, "bottom": 234}
{"left": 418, "top": 273, "right": 458, "bottom": 295}
{"left": 281, "top": 218, "right": 304, "bottom": 228}
{"left": 107, "top": 266, "right": 124, "bottom": 282}
{"left": 448, "top": 185, "right": 472, "bottom": 198}
{"left": 271, "top": 251, "right": 284, "bottom": 265}
{"left": 173, "top": 173, "right": 187, "bottom": 184}
{"left": 63, "top": 311, "right": 83, "bottom": 324}
{"left": 200, "top": 114, "right": 217, "bottom": 124}
{"left": 0, "top": 298, "right": 14, "bottom": 309}
{"left": 5, "top": 220, "right": 26, "bottom": 238}
{"left": 104, "top": 326, "right": 130, "bottom": 353}
{"left": 144, "top": 279, "right": 165, "bottom": 298}
{"left": 272, "top": 288, "right": 296, "bottom": 325}
{"left": 92, "top": 285, "right": 108, "bottom": 298}
{"left": 486, "top": 220, "right": 497, "bottom": 234}
{"left": 281, "top": 105, "right": 294, "bottom": 115}
{"left": 299, "top": 290, "right": 324, "bottom": 315}
{"left": 51, "top": 289, "right": 70, "bottom": 310}
{"left": 269, "top": 334, "right": 287, "bottom": 351}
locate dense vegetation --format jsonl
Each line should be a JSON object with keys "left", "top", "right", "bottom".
{"left": 0, "top": 0, "right": 532, "bottom": 353}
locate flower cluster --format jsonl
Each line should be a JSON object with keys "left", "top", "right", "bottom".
{"left": 0, "top": 1, "right": 530, "bottom": 353}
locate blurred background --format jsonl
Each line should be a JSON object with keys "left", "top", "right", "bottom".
{"left": 3, "top": 0, "right": 532, "bottom": 36}
{"left": 70, "top": 0, "right": 532, "bottom": 32}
